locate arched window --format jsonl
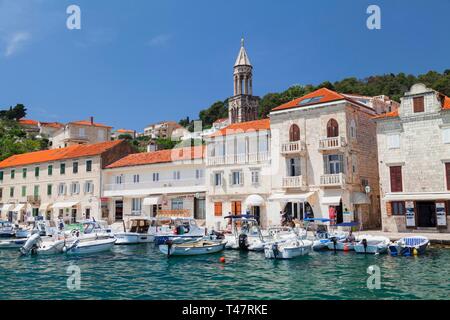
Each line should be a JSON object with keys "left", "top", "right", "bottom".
{"left": 289, "top": 124, "right": 300, "bottom": 142}
{"left": 327, "top": 119, "right": 339, "bottom": 137}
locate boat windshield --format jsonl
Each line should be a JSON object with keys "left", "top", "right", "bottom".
{"left": 129, "top": 220, "right": 150, "bottom": 233}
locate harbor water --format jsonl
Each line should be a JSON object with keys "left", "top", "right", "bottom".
{"left": 0, "top": 245, "right": 449, "bottom": 300}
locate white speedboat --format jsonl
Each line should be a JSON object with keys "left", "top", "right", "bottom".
{"left": 354, "top": 235, "right": 390, "bottom": 254}
{"left": 388, "top": 236, "right": 429, "bottom": 256}
{"left": 64, "top": 235, "right": 116, "bottom": 255}
{"left": 303, "top": 218, "right": 346, "bottom": 250}
{"left": 115, "top": 217, "right": 156, "bottom": 244}
{"left": 20, "top": 233, "right": 68, "bottom": 256}
{"left": 153, "top": 217, "right": 206, "bottom": 245}
{"left": 223, "top": 215, "right": 269, "bottom": 251}
{"left": 0, "top": 221, "right": 16, "bottom": 238}
{"left": 264, "top": 239, "right": 313, "bottom": 259}
{"left": 159, "top": 239, "right": 226, "bottom": 256}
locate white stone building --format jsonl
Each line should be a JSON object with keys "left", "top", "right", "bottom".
{"left": 0, "top": 140, "right": 133, "bottom": 224}
{"left": 102, "top": 146, "right": 206, "bottom": 224}
{"left": 375, "top": 83, "right": 450, "bottom": 232}
{"left": 268, "top": 88, "right": 394, "bottom": 229}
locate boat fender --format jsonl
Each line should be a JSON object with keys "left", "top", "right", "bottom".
{"left": 238, "top": 234, "right": 249, "bottom": 251}
{"left": 413, "top": 248, "right": 418, "bottom": 256}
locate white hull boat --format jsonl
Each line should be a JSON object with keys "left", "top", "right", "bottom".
{"left": 64, "top": 236, "right": 116, "bottom": 255}
{"left": 264, "top": 239, "right": 313, "bottom": 259}
{"left": 388, "top": 236, "right": 429, "bottom": 256}
{"left": 159, "top": 239, "right": 226, "bottom": 256}
{"left": 224, "top": 233, "right": 268, "bottom": 251}
{"left": 327, "top": 239, "right": 356, "bottom": 251}
{"left": 20, "top": 233, "right": 68, "bottom": 256}
{"left": 0, "top": 238, "right": 28, "bottom": 249}
{"left": 354, "top": 236, "right": 390, "bottom": 254}
{"left": 115, "top": 232, "right": 155, "bottom": 245}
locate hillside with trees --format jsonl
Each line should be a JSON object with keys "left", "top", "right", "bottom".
{"left": 182, "top": 70, "right": 450, "bottom": 125}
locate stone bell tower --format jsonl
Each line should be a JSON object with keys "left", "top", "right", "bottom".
{"left": 228, "top": 38, "right": 260, "bottom": 124}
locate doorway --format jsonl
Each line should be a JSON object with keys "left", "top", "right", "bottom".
{"left": 251, "top": 206, "right": 261, "bottom": 224}
{"left": 71, "top": 209, "right": 77, "bottom": 224}
{"left": 85, "top": 208, "right": 91, "bottom": 220}
{"left": 115, "top": 200, "right": 123, "bottom": 221}
{"left": 416, "top": 201, "right": 436, "bottom": 228}
{"left": 194, "top": 198, "right": 206, "bottom": 220}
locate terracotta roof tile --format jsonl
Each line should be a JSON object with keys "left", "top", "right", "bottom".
{"left": 271, "top": 88, "right": 347, "bottom": 112}
{"left": 70, "top": 120, "right": 112, "bottom": 128}
{"left": 373, "top": 110, "right": 399, "bottom": 119}
{"left": 0, "top": 140, "right": 123, "bottom": 169}
{"left": 41, "top": 122, "right": 64, "bottom": 128}
{"left": 19, "top": 119, "right": 39, "bottom": 126}
{"left": 106, "top": 146, "right": 205, "bottom": 169}
{"left": 209, "top": 118, "right": 270, "bottom": 138}
{"left": 443, "top": 96, "right": 450, "bottom": 110}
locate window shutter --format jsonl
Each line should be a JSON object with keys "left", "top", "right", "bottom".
{"left": 386, "top": 202, "right": 392, "bottom": 216}
{"left": 240, "top": 171, "right": 244, "bottom": 185}
{"left": 229, "top": 173, "right": 233, "bottom": 186}
{"left": 413, "top": 96, "right": 424, "bottom": 113}
{"left": 390, "top": 166, "right": 403, "bottom": 192}
{"left": 323, "top": 155, "right": 329, "bottom": 174}
{"left": 446, "top": 163, "right": 450, "bottom": 191}
{"left": 443, "top": 128, "right": 450, "bottom": 144}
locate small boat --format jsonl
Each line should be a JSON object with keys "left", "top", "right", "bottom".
{"left": 0, "top": 221, "right": 16, "bottom": 238}
{"left": 354, "top": 235, "right": 390, "bottom": 254}
{"left": 0, "top": 237, "right": 28, "bottom": 249}
{"left": 159, "top": 239, "right": 226, "bottom": 256}
{"left": 153, "top": 217, "right": 206, "bottom": 245}
{"left": 64, "top": 235, "right": 116, "bottom": 255}
{"left": 303, "top": 218, "right": 345, "bottom": 250}
{"left": 327, "top": 238, "right": 356, "bottom": 251}
{"left": 388, "top": 236, "right": 429, "bottom": 256}
{"left": 264, "top": 239, "right": 313, "bottom": 259}
{"left": 223, "top": 215, "right": 269, "bottom": 251}
{"left": 115, "top": 217, "right": 156, "bottom": 245}
{"left": 15, "top": 227, "right": 30, "bottom": 239}
{"left": 20, "top": 233, "right": 67, "bottom": 256}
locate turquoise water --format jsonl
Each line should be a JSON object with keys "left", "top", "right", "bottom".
{"left": 0, "top": 245, "right": 449, "bottom": 300}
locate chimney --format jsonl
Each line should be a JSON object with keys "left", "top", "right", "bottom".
{"left": 90, "top": 116, "right": 94, "bottom": 125}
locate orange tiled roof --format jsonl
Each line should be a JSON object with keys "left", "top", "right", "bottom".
{"left": 271, "top": 88, "right": 349, "bottom": 112}
{"left": 444, "top": 96, "right": 450, "bottom": 110}
{"left": 19, "top": 119, "right": 39, "bottom": 126}
{"left": 106, "top": 146, "right": 205, "bottom": 169}
{"left": 70, "top": 120, "right": 112, "bottom": 129}
{"left": 41, "top": 122, "right": 64, "bottom": 128}
{"left": 373, "top": 110, "right": 399, "bottom": 119}
{"left": 116, "top": 129, "right": 135, "bottom": 133}
{"left": 213, "top": 118, "right": 228, "bottom": 124}
{"left": 209, "top": 118, "right": 270, "bottom": 138}
{"left": 0, "top": 140, "right": 123, "bottom": 169}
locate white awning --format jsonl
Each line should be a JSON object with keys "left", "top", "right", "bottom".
{"left": 321, "top": 196, "right": 342, "bottom": 206}
{"left": 352, "top": 192, "right": 370, "bottom": 205}
{"left": 268, "top": 192, "right": 315, "bottom": 203}
{"left": 143, "top": 196, "right": 161, "bottom": 206}
{"left": 245, "top": 194, "right": 265, "bottom": 207}
{"left": 39, "top": 203, "right": 51, "bottom": 211}
{"left": 1, "top": 204, "right": 13, "bottom": 214}
{"left": 12, "top": 204, "right": 25, "bottom": 212}
{"left": 384, "top": 192, "right": 450, "bottom": 201}
{"left": 52, "top": 201, "right": 79, "bottom": 209}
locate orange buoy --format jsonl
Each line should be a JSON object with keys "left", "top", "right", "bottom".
{"left": 219, "top": 257, "right": 226, "bottom": 263}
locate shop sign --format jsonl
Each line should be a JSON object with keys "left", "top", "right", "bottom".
{"left": 405, "top": 201, "right": 415, "bottom": 227}
{"left": 436, "top": 202, "right": 447, "bottom": 227}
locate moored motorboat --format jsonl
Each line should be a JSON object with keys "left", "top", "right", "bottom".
{"left": 159, "top": 239, "right": 226, "bottom": 256}
{"left": 0, "top": 221, "right": 16, "bottom": 238}
{"left": 20, "top": 233, "right": 68, "bottom": 256}
{"left": 264, "top": 239, "right": 313, "bottom": 259}
{"left": 115, "top": 217, "right": 156, "bottom": 245}
{"left": 223, "top": 215, "right": 269, "bottom": 251}
{"left": 354, "top": 235, "right": 390, "bottom": 254}
{"left": 153, "top": 217, "right": 206, "bottom": 245}
{"left": 64, "top": 235, "right": 116, "bottom": 255}
{"left": 303, "top": 218, "right": 346, "bottom": 250}
{"left": 388, "top": 236, "right": 429, "bottom": 256}
{"left": 0, "top": 237, "right": 28, "bottom": 249}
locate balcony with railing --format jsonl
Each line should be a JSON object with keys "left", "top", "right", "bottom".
{"left": 320, "top": 173, "right": 345, "bottom": 187}
{"left": 207, "top": 151, "right": 270, "bottom": 166}
{"left": 281, "top": 140, "right": 306, "bottom": 155}
{"left": 318, "top": 136, "right": 346, "bottom": 151}
{"left": 282, "top": 176, "right": 304, "bottom": 188}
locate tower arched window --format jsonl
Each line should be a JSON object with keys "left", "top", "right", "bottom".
{"left": 289, "top": 124, "right": 300, "bottom": 142}
{"left": 327, "top": 119, "right": 339, "bottom": 137}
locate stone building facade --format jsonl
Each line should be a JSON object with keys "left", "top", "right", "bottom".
{"left": 375, "top": 83, "right": 450, "bottom": 232}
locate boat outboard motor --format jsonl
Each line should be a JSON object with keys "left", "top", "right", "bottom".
{"left": 331, "top": 237, "right": 337, "bottom": 253}
{"left": 272, "top": 243, "right": 279, "bottom": 258}
{"left": 20, "top": 233, "right": 40, "bottom": 256}
{"left": 362, "top": 238, "right": 368, "bottom": 253}
{"left": 63, "top": 238, "right": 80, "bottom": 253}
{"left": 165, "top": 240, "right": 173, "bottom": 257}
{"left": 238, "top": 234, "right": 249, "bottom": 250}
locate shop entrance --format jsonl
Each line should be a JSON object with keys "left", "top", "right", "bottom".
{"left": 115, "top": 200, "right": 123, "bottom": 221}
{"left": 416, "top": 201, "right": 436, "bottom": 228}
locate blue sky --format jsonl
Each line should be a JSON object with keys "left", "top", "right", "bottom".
{"left": 0, "top": 0, "right": 449, "bottom": 131}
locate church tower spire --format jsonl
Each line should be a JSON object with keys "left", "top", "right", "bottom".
{"left": 229, "top": 38, "right": 260, "bottom": 123}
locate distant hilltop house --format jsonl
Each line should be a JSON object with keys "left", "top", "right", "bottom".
{"left": 18, "top": 119, "right": 64, "bottom": 138}
{"left": 112, "top": 129, "right": 137, "bottom": 140}
{"left": 141, "top": 121, "right": 182, "bottom": 140}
